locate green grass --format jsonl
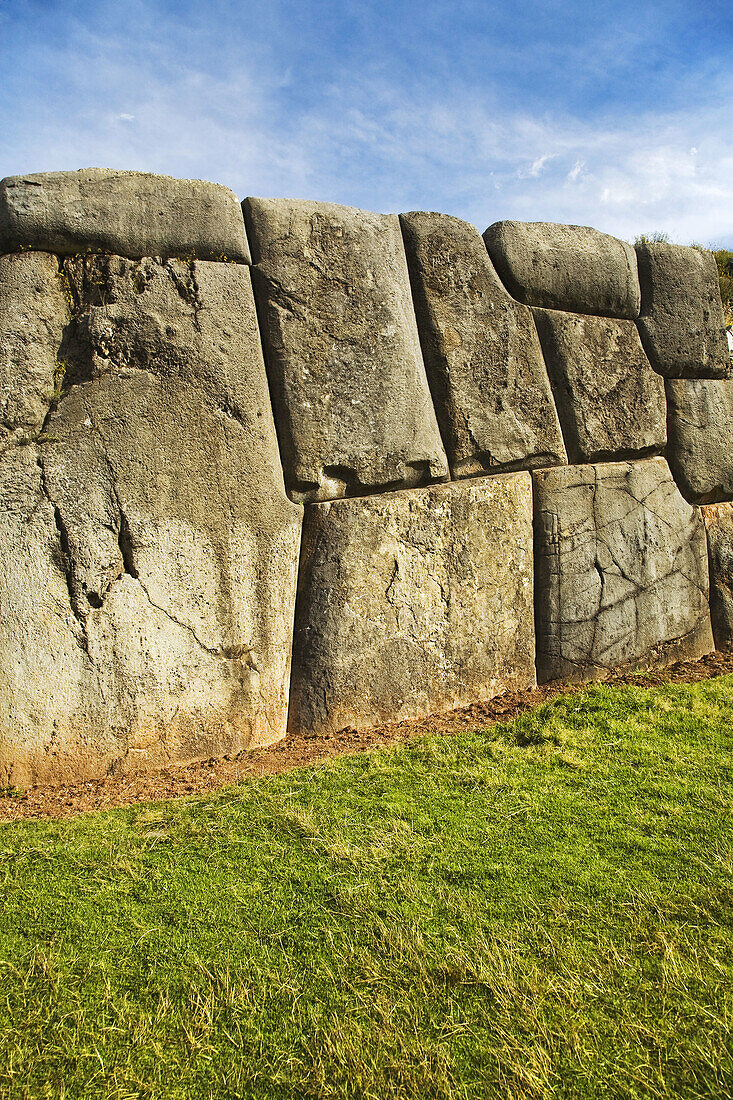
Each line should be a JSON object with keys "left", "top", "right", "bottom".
{"left": 1, "top": 679, "right": 732, "bottom": 1100}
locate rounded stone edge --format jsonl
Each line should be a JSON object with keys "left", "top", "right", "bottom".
{"left": 484, "top": 220, "right": 641, "bottom": 320}
{"left": 0, "top": 169, "right": 252, "bottom": 264}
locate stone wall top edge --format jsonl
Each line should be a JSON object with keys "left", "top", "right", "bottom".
{"left": 531, "top": 454, "right": 670, "bottom": 480}
{"left": 303, "top": 469, "right": 533, "bottom": 512}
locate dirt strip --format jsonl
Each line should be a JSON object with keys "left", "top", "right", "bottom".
{"left": 3, "top": 649, "right": 733, "bottom": 823}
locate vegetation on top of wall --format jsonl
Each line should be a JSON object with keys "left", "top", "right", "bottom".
{"left": 634, "top": 231, "right": 673, "bottom": 245}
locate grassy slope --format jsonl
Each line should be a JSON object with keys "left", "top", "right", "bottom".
{"left": 1, "top": 678, "right": 732, "bottom": 1100}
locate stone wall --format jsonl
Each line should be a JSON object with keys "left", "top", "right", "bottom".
{"left": 1, "top": 169, "right": 730, "bottom": 785}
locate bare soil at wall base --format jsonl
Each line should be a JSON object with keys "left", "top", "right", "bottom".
{"left": 3, "top": 648, "right": 733, "bottom": 823}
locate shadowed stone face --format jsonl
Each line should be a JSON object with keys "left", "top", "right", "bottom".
{"left": 533, "top": 458, "right": 713, "bottom": 683}
{"left": 244, "top": 197, "right": 449, "bottom": 503}
{"left": 484, "top": 221, "right": 641, "bottom": 318}
{"left": 0, "top": 255, "right": 301, "bottom": 787}
{"left": 636, "top": 241, "right": 730, "bottom": 379}
{"left": 400, "top": 211, "right": 566, "bottom": 478}
{"left": 288, "top": 472, "right": 536, "bottom": 737}
{"left": 665, "top": 378, "right": 733, "bottom": 503}
{"left": 701, "top": 503, "right": 733, "bottom": 649}
{"left": 532, "top": 308, "right": 667, "bottom": 464}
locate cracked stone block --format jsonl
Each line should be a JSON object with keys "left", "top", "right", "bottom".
{"left": 0, "top": 251, "right": 72, "bottom": 451}
{"left": 533, "top": 457, "right": 713, "bottom": 683}
{"left": 532, "top": 307, "right": 667, "bottom": 463}
{"left": 288, "top": 472, "right": 535, "bottom": 737}
{"left": 399, "top": 211, "right": 566, "bottom": 477}
{"left": 244, "top": 197, "right": 449, "bottom": 502}
{"left": 701, "top": 504, "right": 733, "bottom": 648}
{"left": 484, "top": 221, "right": 640, "bottom": 318}
{"left": 636, "top": 241, "right": 730, "bottom": 379}
{"left": 0, "top": 446, "right": 111, "bottom": 786}
{"left": 0, "top": 169, "right": 251, "bottom": 263}
{"left": 0, "top": 256, "right": 301, "bottom": 787}
{"left": 666, "top": 378, "right": 733, "bottom": 503}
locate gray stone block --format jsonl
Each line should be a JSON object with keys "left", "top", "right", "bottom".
{"left": 701, "top": 504, "right": 733, "bottom": 648}
{"left": 244, "top": 197, "right": 449, "bottom": 502}
{"left": 636, "top": 241, "right": 730, "bottom": 378}
{"left": 0, "top": 252, "right": 72, "bottom": 451}
{"left": 533, "top": 458, "right": 713, "bottom": 682}
{"left": 665, "top": 378, "right": 733, "bottom": 503}
{"left": 288, "top": 473, "right": 536, "bottom": 736}
{"left": 400, "top": 211, "right": 566, "bottom": 477}
{"left": 532, "top": 307, "right": 666, "bottom": 463}
{"left": 0, "top": 256, "right": 301, "bottom": 787}
{"left": 0, "top": 169, "right": 250, "bottom": 263}
{"left": 484, "top": 221, "right": 640, "bottom": 318}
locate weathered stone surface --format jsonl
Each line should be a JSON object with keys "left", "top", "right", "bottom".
{"left": 532, "top": 307, "right": 666, "bottom": 463}
{"left": 399, "top": 211, "right": 566, "bottom": 477}
{"left": 484, "top": 221, "right": 640, "bottom": 318}
{"left": 0, "top": 256, "right": 301, "bottom": 787}
{"left": 244, "top": 197, "right": 449, "bottom": 502}
{"left": 533, "top": 458, "right": 713, "bottom": 683}
{"left": 288, "top": 473, "right": 535, "bottom": 736}
{"left": 665, "top": 378, "right": 733, "bottom": 503}
{"left": 0, "top": 251, "right": 72, "bottom": 451}
{"left": 701, "top": 503, "right": 733, "bottom": 648}
{"left": 636, "top": 242, "right": 730, "bottom": 378}
{"left": 0, "top": 169, "right": 250, "bottom": 263}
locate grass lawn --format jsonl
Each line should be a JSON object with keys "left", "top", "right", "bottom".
{"left": 1, "top": 677, "right": 732, "bottom": 1099}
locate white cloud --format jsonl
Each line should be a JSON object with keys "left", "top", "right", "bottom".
{"left": 517, "top": 153, "right": 556, "bottom": 179}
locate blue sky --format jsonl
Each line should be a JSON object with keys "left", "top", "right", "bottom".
{"left": 1, "top": 0, "right": 732, "bottom": 245}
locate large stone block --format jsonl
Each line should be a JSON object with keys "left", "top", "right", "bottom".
{"left": 484, "top": 221, "right": 640, "bottom": 318}
{"left": 288, "top": 473, "right": 536, "bottom": 737}
{"left": 400, "top": 211, "right": 566, "bottom": 477}
{"left": 0, "top": 252, "right": 72, "bottom": 450}
{"left": 0, "top": 169, "right": 250, "bottom": 263}
{"left": 701, "top": 504, "right": 733, "bottom": 648}
{"left": 532, "top": 308, "right": 666, "bottom": 463}
{"left": 244, "top": 197, "right": 449, "bottom": 502}
{"left": 636, "top": 241, "right": 730, "bottom": 378}
{"left": 666, "top": 378, "right": 733, "bottom": 503}
{"left": 533, "top": 458, "right": 713, "bottom": 683}
{"left": 0, "top": 256, "right": 301, "bottom": 787}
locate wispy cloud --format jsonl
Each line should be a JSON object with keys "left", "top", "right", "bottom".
{"left": 517, "top": 154, "right": 556, "bottom": 180}
{"left": 262, "top": 76, "right": 733, "bottom": 246}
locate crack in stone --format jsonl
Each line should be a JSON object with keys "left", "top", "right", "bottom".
{"left": 165, "top": 259, "right": 204, "bottom": 332}
{"left": 132, "top": 571, "right": 257, "bottom": 666}
{"left": 82, "top": 415, "right": 214, "bottom": 654}
{"left": 35, "top": 453, "right": 94, "bottom": 664}
{"left": 385, "top": 558, "right": 399, "bottom": 604}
